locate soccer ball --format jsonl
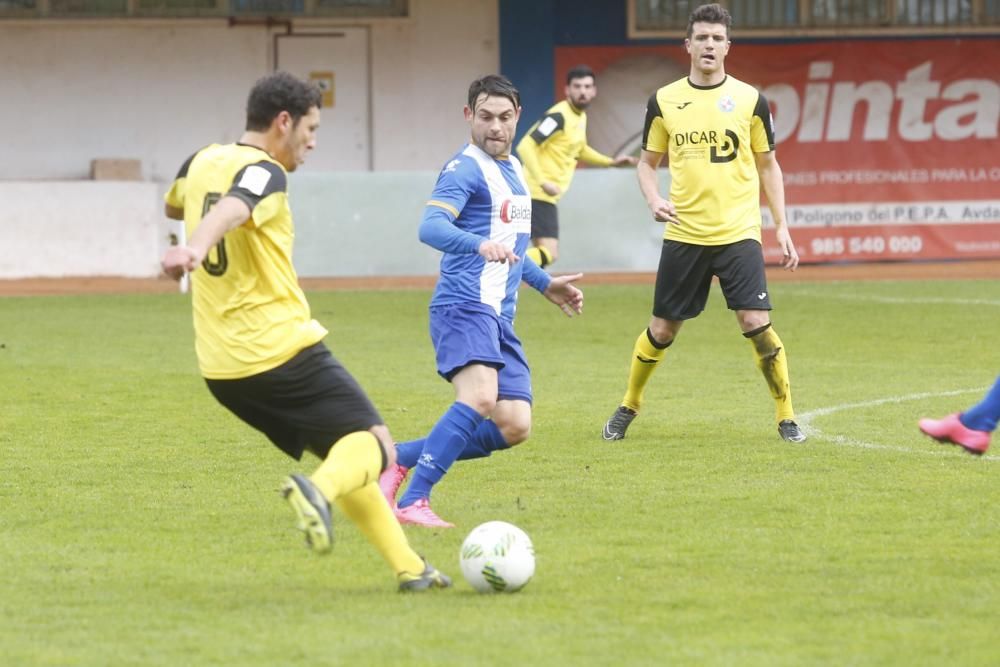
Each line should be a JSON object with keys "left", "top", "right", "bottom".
{"left": 459, "top": 521, "right": 535, "bottom": 593}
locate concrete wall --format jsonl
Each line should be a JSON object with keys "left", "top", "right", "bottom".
{"left": 0, "top": 0, "right": 497, "bottom": 181}
{"left": 289, "top": 168, "right": 661, "bottom": 278}
{"left": 0, "top": 0, "right": 666, "bottom": 280}
{"left": 0, "top": 182, "right": 163, "bottom": 278}
{"left": 0, "top": 169, "right": 661, "bottom": 279}
{"left": 0, "top": 0, "right": 662, "bottom": 281}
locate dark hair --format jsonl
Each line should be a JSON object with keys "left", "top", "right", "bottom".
{"left": 566, "top": 65, "right": 595, "bottom": 85}
{"left": 467, "top": 74, "right": 521, "bottom": 111}
{"left": 687, "top": 3, "right": 732, "bottom": 38}
{"left": 245, "top": 71, "right": 323, "bottom": 132}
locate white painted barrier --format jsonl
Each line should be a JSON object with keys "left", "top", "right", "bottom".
{"left": 0, "top": 169, "right": 663, "bottom": 279}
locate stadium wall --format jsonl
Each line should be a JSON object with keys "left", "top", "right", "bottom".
{"left": 5, "top": 1, "right": 997, "bottom": 279}
{"left": 0, "top": 0, "right": 498, "bottom": 182}
{"left": 287, "top": 169, "right": 659, "bottom": 278}
{"left": 0, "top": 170, "right": 657, "bottom": 279}
{"left": 0, "top": 182, "right": 163, "bottom": 279}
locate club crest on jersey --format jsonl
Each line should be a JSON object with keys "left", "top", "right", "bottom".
{"left": 500, "top": 199, "right": 531, "bottom": 224}
{"left": 717, "top": 95, "right": 736, "bottom": 113}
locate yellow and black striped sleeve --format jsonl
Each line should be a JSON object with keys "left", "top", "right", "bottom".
{"left": 164, "top": 151, "right": 199, "bottom": 210}
{"left": 641, "top": 93, "right": 668, "bottom": 153}
{"left": 226, "top": 160, "right": 288, "bottom": 228}
{"left": 750, "top": 92, "right": 775, "bottom": 152}
{"left": 529, "top": 112, "right": 565, "bottom": 145}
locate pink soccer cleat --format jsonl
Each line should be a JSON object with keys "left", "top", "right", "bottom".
{"left": 395, "top": 498, "right": 455, "bottom": 528}
{"left": 918, "top": 413, "right": 991, "bottom": 455}
{"left": 378, "top": 463, "right": 409, "bottom": 509}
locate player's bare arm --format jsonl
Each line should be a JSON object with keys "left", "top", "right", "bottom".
{"left": 542, "top": 272, "right": 584, "bottom": 317}
{"left": 161, "top": 196, "right": 251, "bottom": 279}
{"left": 612, "top": 155, "right": 638, "bottom": 167}
{"left": 754, "top": 151, "right": 800, "bottom": 271}
{"left": 637, "top": 149, "right": 678, "bottom": 225}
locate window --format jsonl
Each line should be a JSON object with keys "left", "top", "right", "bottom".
{"left": 136, "top": 0, "right": 225, "bottom": 16}
{"left": 810, "top": 0, "right": 888, "bottom": 26}
{"left": 230, "top": 0, "right": 303, "bottom": 14}
{"left": 730, "top": 0, "right": 799, "bottom": 28}
{"left": 48, "top": 0, "right": 127, "bottom": 15}
{"left": 0, "top": 0, "right": 405, "bottom": 17}
{"left": 633, "top": 0, "right": 699, "bottom": 31}
{"left": 629, "top": 0, "right": 999, "bottom": 36}
{"left": 0, "top": 0, "right": 36, "bottom": 13}
{"left": 312, "top": 0, "right": 406, "bottom": 16}
{"left": 894, "top": 0, "right": 972, "bottom": 25}
{"left": 230, "top": 0, "right": 406, "bottom": 16}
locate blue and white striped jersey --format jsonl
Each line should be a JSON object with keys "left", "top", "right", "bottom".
{"left": 421, "top": 143, "right": 534, "bottom": 321}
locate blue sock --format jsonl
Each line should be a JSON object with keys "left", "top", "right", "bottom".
{"left": 395, "top": 438, "right": 425, "bottom": 468}
{"left": 398, "top": 402, "right": 483, "bottom": 508}
{"left": 457, "top": 419, "right": 511, "bottom": 460}
{"left": 397, "top": 420, "right": 508, "bottom": 469}
{"left": 961, "top": 375, "right": 1000, "bottom": 433}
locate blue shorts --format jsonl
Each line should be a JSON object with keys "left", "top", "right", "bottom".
{"left": 429, "top": 304, "right": 532, "bottom": 403}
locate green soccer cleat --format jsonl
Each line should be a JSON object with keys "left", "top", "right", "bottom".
{"left": 398, "top": 559, "right": 453, "bottom": 592}
{"left": 281, "top": 474, "right": 334, "bottom": 554}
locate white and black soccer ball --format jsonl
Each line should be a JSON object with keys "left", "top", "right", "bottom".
{"left": 459, "top": 521, "right": 535, "bottom": 593}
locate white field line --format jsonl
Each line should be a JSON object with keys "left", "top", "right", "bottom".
{"left": 799, "top": 388, "right": 1000, "bottom": 461}
{"left": 781, "top": 291, "right": 1000, "bottom": 308}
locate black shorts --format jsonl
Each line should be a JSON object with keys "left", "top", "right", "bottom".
{"left": 205, "top": 342, "right": 383, "bottom": 461}
{"left": 652, "top": 238, "right": 772, "bottom": 321}
{"left": 530, "top": 200, "right": 559, "bottom": 239}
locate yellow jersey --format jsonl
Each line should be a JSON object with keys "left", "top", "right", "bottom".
{"left": 165, "top": 143, "right": 326, "bottom": 379}
{"left": 643, "top": 75, "right": 775, "bottom": 245}
{"left": 516, "top": 100, "right": 614, "bottom": 204}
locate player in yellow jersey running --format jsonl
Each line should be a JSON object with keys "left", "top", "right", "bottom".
{"left": 516, "top": 65, "right": 636, "bottom": 268}
{"left": 602, "top": 3, "right": 807, "bottom": 444}
{"left": 160, "top": 71, "right": 450, "bottom": 592}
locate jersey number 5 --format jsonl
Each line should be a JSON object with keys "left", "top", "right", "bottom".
{"left": 200, "top": 192, "right": 229, "bottom": 276}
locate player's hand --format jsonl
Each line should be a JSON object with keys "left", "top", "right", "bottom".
{"left": 543, "top": 272, "right": 584, "bottom": 317}
{"left": 774, "top": 225, "right": 800, "bottom": 271}
{"left": 161, "top": 245, "right": 201, "bottom": 280}
{"left": 649, "top": 197, "right": 679, "bottom": 225}
{"left": 479, "top": 240, "right": 519, "bottom": 264}
{"left": 541, "top": 182, "right": 562, "bottom": 197}
{"left": 613, "top": 155, "right": 638, "bottom": 167}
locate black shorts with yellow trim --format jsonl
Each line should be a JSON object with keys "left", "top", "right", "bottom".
{"left": 205, "top": 342, "right": 383, "bottom": 461}
{"left": 652, "top": 238, "right": 772, "bottom": 320}
{"left": 530, "top": 200, "right": 559, "bottom": 239}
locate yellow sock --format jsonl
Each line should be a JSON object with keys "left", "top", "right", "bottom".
{"left": 309, "top": 431, "right": 383, "bottom": 502}
{"left": 334, "top": 482, "right": 425, "bottom": 576}
{"left": 747, "top": 325, "right": 795, "bottom": 422}
{"left": 525, "top": 246, "right": 553, "bottom": 268}
{"left": 622, "top": 329, "right": 669, "bottom": 412}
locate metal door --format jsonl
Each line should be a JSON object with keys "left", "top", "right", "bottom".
{"left": 275, "top": 30, "right": 371, "bottom": 171}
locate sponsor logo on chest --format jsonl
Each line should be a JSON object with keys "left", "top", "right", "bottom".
{"left": 497, "top": 195, "right": 532, "bottom": 233}
{"left": 500, "top": 199, "right": 531, "bottom": 223}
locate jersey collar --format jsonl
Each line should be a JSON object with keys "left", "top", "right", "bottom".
{"left": 236, "top": 141, "right": 273, "bottom": 157}
{"left": 686, "top": 75, "right": 728, "bottom": 91}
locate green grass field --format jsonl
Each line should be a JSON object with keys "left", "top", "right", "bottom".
{"left": 2, "top": 277, "right": 998, "bottom": 666}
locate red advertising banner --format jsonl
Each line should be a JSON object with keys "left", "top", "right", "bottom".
{"left": 555, "top": 40, "right": 1000, "bottom": 263}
